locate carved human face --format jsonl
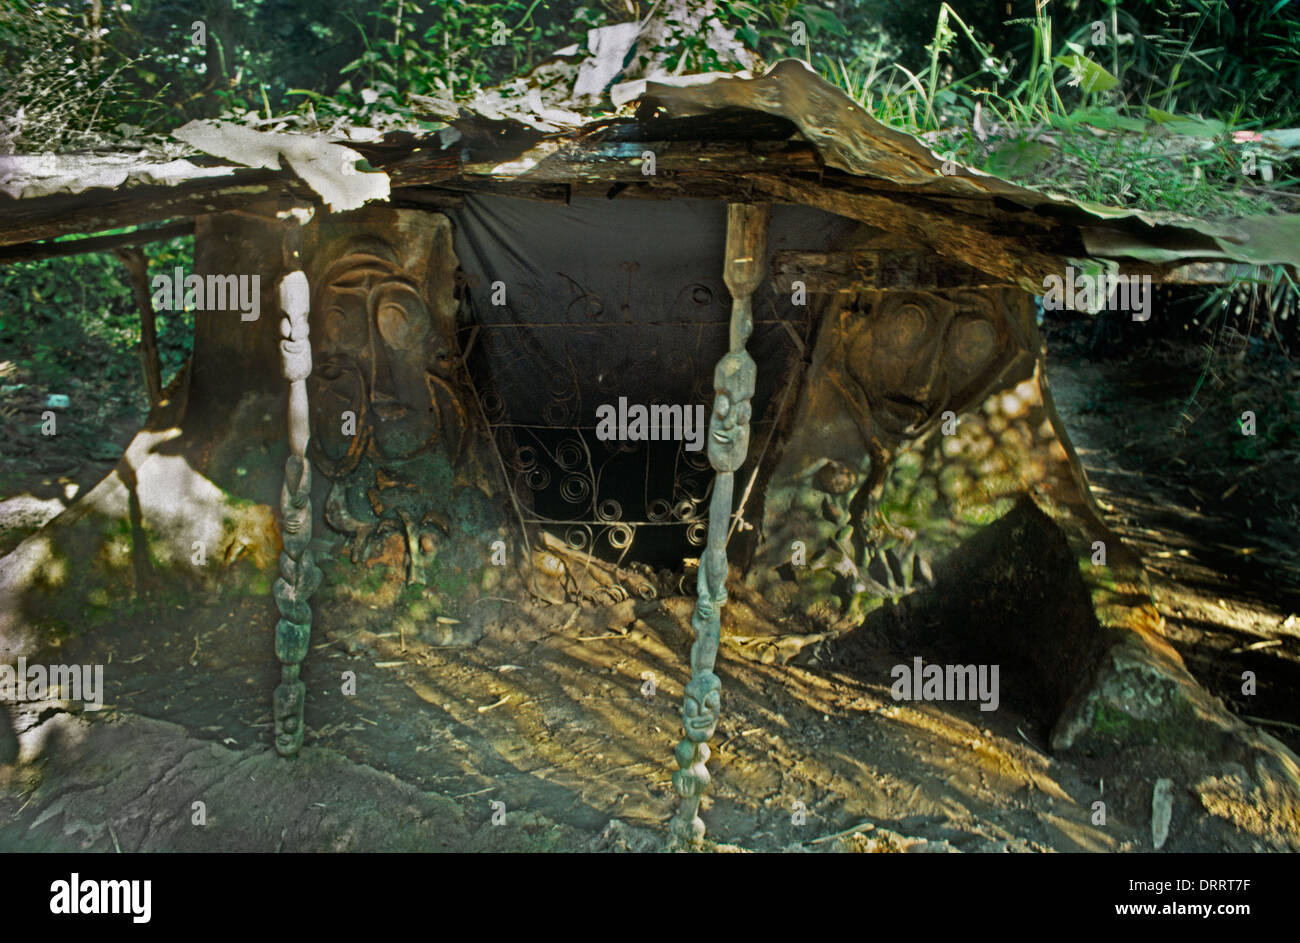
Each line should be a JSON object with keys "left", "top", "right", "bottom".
{"left": 310, "top": 252, "right": 443, "bottom": 474}
{"left": 692, "top": 546, "right": 729, "bottom": 624}
{"left": 682, "top": 671, "right": 722, "bottom": 742}
{"left": 707, "top": 351, "right": 756, "bottom": 472}
{"left": 846, "top": 291, "right": 1006, "bottom": 439}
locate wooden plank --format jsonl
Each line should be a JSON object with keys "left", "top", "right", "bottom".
{"left": 422, "top": 180, "right": 572, "bottom": 203}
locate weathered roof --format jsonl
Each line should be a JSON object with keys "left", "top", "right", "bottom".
{"left": 1, "top": 18, "right": 1296, "bottom": 285}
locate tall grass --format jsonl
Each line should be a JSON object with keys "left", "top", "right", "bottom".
{"left": 820, "top": 2, "right": 1296, "bottom": 220}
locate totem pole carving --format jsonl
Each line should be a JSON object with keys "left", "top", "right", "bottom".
{"left": 671, "top": 203, "right": 768, "bottom": 844}
{"left": 273, "top": 211, "right": 321, "bottom": 757}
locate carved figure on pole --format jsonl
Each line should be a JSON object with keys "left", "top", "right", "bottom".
{"left": 670, "top": 203, "right": 769, "bottom": 844}
{"left": 273, "top": 213, "right": 320, "bottom": 757}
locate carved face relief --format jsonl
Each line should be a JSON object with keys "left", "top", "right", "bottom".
{"left": 682, "top": 671, "right": 722, "bottom": 742}
{"left": 273, "top": 680, "right": 305, "bottom": 756}
{"left": 708, "top": 351, "right": 756, "bottom": 472}
{"left": 844, "top": 291, "right": 1008, "bottom": 440}
{"left": 309, "top": 249, "right": 458, "bottom": 477}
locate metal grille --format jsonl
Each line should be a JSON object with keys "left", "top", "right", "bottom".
{"left": 460, "top": 301, "right": 806, "bottom": 567}
{"left": 445, "top": 195, "right": 854, "bottom": 566}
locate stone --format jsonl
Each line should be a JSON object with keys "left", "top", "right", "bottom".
{"left": 1051, "top": 635, "right": 1238, "bottom": 756}
{"left": 1152, "top": 777, "right": 1174, "bottom": 850}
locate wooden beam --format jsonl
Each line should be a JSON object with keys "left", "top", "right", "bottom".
{"left": 0, "top": 220, "right": 194, "bottom": 265}
{"left": 419, "top": 180, "right": 572, "bottom": 204}
{"left": 750, "top": 174, "right": 1069, "bottom": 289}
{"left": 771, "top": 249, "right": 1010, "bottom": 292}
{"left": 459, "top": 140, "right": 820, "bottom": 183}
{"left": 389, "top": 188, "right": 466, "bottom": 211}
{"left": 367, "top": 148, "right": 462, "bottom": 188}
{"left": 0, "top": 169, "right": 303, "bottom": 248}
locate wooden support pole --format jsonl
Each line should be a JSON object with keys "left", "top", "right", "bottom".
{"left": 113, "top": 246, "right": 163, "bottom": 407}
{"left": 271, "top": 204, "right": 321, "bottom": 758}
{"left": 670, "top": 202, "right": 769, "bottom": 847}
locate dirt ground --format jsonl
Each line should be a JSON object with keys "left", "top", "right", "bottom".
{"left": 2, "top": 326, "right": 1299, "bottom": 853}
{"left": 1042, "top": 319, "right": 1300, "bottom": 761}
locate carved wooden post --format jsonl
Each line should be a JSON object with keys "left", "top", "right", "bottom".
{"left": 272, "top": 208, "right": 321, "bottom": 757}
{"left": 670, "top": 203, "right": 769, "bottom": 844}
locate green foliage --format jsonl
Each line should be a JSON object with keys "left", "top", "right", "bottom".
{"left": 0, "top": 0, "right": 139, "bottom": 151}
{"left": 2, "top": 0, "right": 1295, "bottom": 143}
{"left": 714, "top": 1, "right": 862, "bottom": 65}
{"left": 814, "top": 3, "right": 1295, "bottom": 218}
{"left": 821, "top": 1, "right": 1300, "bottom": 130}
{"left": 293, "top": 0, "right": 609, "bottom": 127}
{"left": 0, "top": 235, "right": 194, "bottom": 400}
{"left": 1179, "top": 266, "right": 1300, "bottom": 427}
{"left": 1055, "top": 0, "right": 1300, "bottom": 126}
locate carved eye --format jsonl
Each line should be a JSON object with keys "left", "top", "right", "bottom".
{"left": 373, "top": 283, "right": 429, "bottom": 348}
{"left": 950, "top": 318, "right": 996, "bottom": 367}
{"left": 323, "top": 307, "right": 347, "bottom": 342}
{"left": 377, "top": 303, "right": 414, "bottom": 346}
{"left": 881, "top": 302, "right": 928, "bottom": 350}
{"left": 322, "top": 303, "right": 369, "bottom": 349}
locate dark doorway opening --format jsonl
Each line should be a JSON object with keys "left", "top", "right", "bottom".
{"left": 448, "top": 194, "right": 856, "bottom": 569}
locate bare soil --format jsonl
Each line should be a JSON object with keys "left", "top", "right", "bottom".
{"left": 2, "top": 329, "right": 1299, "bottom": 853}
